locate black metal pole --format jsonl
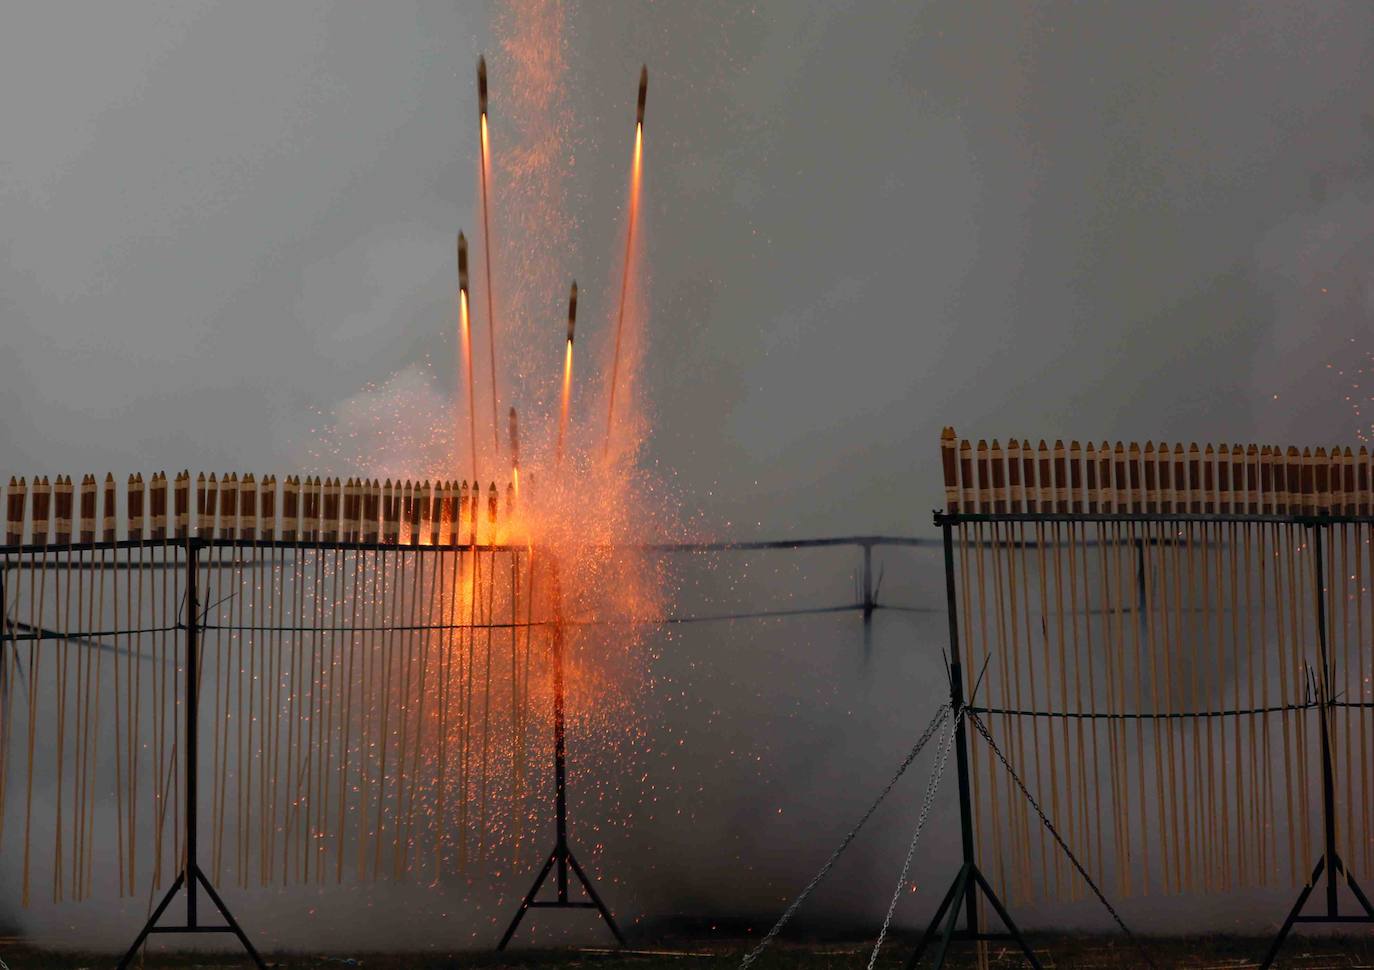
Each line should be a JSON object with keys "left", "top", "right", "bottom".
{"left": 184, "top": 535, "right": 199, "bottom": 927}
{"left": 1310, "top": 525, "right": 1339, "bottom": 917}
{"left": 862, "top": 542, "right": 874, "bottom": 621}
{"left": 496, "top": 556, "right": 624, "bottom": 949}
{"left": 942, "top": 520, "right": 978, "bottom": 936}
{"left": 553, "top": 614, "right": 569, "bottom": 904}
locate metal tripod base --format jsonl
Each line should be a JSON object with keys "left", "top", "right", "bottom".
{"left": 905, "top": 861, "right": 1041, "bottom": 970}
{"left": 497, "top": 842, "right": 626, "bottom": 950}
{"left": 115, "top": 864, "right": 267, "bottom": 970}
{"left": 1259, "top": 854, "right": 1374, "bottom": 969}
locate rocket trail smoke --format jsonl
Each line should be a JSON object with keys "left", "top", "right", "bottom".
{"left": 604, "top": 66, "right": 647, "bottom": 458}
{"left": 457, "top": 232, "right": 478, "bottom": 484}
{"left": 558, "top": 281, "right": 577, "bottom": 465}
{"left": 477, "top": 56, "right": 501, "bottom": 455}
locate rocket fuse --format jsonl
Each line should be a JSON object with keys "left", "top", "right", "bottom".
{"left": 636, "top": 65, "right": 647, "bottom": 126}
{"left": 478, "top": 56, "right": 488, "bottom": 116}
{"left": 457, "top": 232, "right": 468, "bottom": 291}
{"left": 567, "top": 281, "right": 578, "bottom": 343}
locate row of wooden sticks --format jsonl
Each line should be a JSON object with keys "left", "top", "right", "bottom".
{"left": 3, "top": 473, "right": 514, "bottom": 546}
{"left": 940, "top": 427, "right": 1374, "bottom": 516}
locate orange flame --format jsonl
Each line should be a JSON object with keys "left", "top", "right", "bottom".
{"left": 479, "top": 112, "right": 501, "bottom": 454}
{"left": 604, "top": 122, "right": 643, "bottom": 457}
{"left": 558, "top": 338, "right": 573, "bottom": 464}
{"left": 459, "top": 286, "right": 478, "bottom": 484}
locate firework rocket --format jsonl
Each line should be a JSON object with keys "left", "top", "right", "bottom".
{"left": 457, "top": 232, "right": 478, "bottom": 481}
{"left": 567, "top": 281, "right": 578, "bottom": 344}
{"left": 636, "top": 65, "right": 647, "bottom": 125}
{"left": 558, "top": 281, "right": 578, "bottom": 464}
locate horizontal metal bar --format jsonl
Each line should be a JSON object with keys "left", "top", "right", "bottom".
{"left": 201, "top": 537, "right": 519, "bottom": 553}
{"left": 0, "top": 537, "right": 520, "bottom": 556}
{"left": 4, "top": 621, "right": 180, "bottom": 644}
{"left": 527, "top": 901, "right": 599, "bottom": 909}
{"left": 200, "top": 620, "right": 548, "bottom": 634}
{"left": 639, "top": 535, "right": 935, "bottom": 552}
{"left": 0, "top": 537, "right": 184, "bottom": 555}
{"left": 971, "top": 701, "right": 1319, "bottom": 721}
{"left": 147, "top": 925, "right": 238, "bottom": 933}
{"left": 0, "top": 534, "right": 941, "bottom": 557}
{"left": 935, "top": 510, "right": 1374, "bottom": 527}
{"left": 1291, "top": 915, "right": 1374, "bottom": 923}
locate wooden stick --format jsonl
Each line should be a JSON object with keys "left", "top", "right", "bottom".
{"left": 1093, "top": 445, "right": 1124, "bottom": 896}
{"left": 1078, "top": 443, "right": 1107, "bottom": 898}
{"left": 970, "top": 441, "right": 1001, "bottom": 898}
{"left": 1361, "top": 450, "right": 1373, "bottom": 874}
{"left": 1004, "top": 440, "right": 1034, "bottom": 900}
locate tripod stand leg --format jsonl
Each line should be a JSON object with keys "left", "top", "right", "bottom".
{"left": 195, "top": 867, "right": 267, "bottom": 970}
{"left": 115, "top": 871, "right": 186, "bottom": 970}
{"left": 1336, "top": 855, "right": 1374, "bottom": 917}
{"left": 498, "top": 847, "right": 558, "bottom": 950}
{"left": 972, "top": 866, "right": 1041, "bottom": 969}
{"left": 904, "top": 863, "right": 967, "bottom": 970}
{"left": 926, "top": 864, "right": 969, "bottom": 970}
{"left": 567, "top": 848, "right": 626, "bottom": 945}
{"left": 1259, "top": 857, "right": 1325, "bottom": 970}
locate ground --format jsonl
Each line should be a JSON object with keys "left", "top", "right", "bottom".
{"left": 3, "top": 936, "right": 1374, "bottom": 969}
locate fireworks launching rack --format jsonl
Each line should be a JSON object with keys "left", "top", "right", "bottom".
{"left": 928, "top": 429, "right": 1374, "bottom": 970}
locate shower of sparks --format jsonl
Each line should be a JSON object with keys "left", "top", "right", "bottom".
{"left": 291, "top": 1, "right": 676, "bottom": 898}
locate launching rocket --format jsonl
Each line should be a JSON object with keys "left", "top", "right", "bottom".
{"left": 567, "top": 281, "right": 578, "bottom": 343}
{"left": 458, "top": 232, "right": 468, "bottom": 291}
{"left": 508, "top": 406, "right": 520, "bottom": 467}
{"left": 636, "top": 65, "right": 647, "bottom": 125}
{"left": 478, "top": 56, "right": 488, "bottom": 116}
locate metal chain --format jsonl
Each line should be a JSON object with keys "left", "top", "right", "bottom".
{"left": 739, "top": 704, "right": 951, "bottom": 970}
{"left": 968, "top": 712, "right": 1159, "bottom": 970}
{"left": 867, "top": 706, "right": 962, "bottom": 970}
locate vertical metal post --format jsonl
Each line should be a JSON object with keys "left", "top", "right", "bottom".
{"left": 1135, "top": 538, "right": 1147, "bottom": 639}
{"left": 942, "top": 520, "right": 978, "bottom": 935}
{"left": 553, "top": 617, "right": 569, "bottom": 903}
{"left": 184, "top": 535, "right": 199, "bottom": 926}
{"left": 862, "top": 542, "right": 875, "bottom": 621}
{"left": 1310, "top": 524, "right": 1338, "bottom": 916}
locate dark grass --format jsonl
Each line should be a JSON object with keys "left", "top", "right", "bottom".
{"left": 4, "top": 935, "right": 1374, "bottom": 969}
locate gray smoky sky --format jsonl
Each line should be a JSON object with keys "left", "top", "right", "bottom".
{"left": 5, "top": 3, "right": 1374, "bottom": 529}
{"left": 5, "top": 0, "right": 1374, "bottom": 950}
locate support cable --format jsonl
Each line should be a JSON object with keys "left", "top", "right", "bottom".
{"left": 867, "top": 707, "right": 960, "bottom": 970}
{"left": 740, "top": 703, "right": 951, "bottom": 970}
{"left": 968, "top": 712, "right": 1158, "bottom": 970}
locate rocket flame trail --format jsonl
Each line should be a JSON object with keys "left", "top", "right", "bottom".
{"left": 604, "top": 66, "right": 647, "bottom": 457}
{"left": 478, "top": 56, "right": 501, "bottom": 455}
{"left": 457, "top": 233, "right": 478, "bottom": 485}
{"left": 508, "top": 406, "right": 520, "bottom": 505}
{"left": 558, "top": 282, "right": 577, "bottom": 465}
